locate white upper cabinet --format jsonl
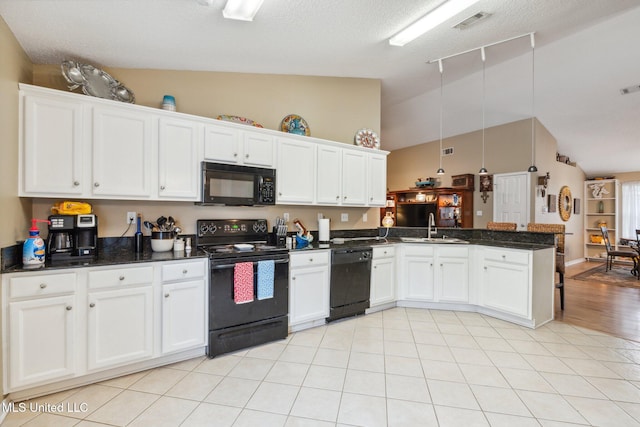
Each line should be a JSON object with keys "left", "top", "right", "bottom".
{"left": 91, "top": 105, "right": 154, "bottom": 198}
{"left": 158, "top": 117, "right": 202, "bottom": 200}
{"left": 204, "top": 124, "right": 274, "bottom": 168}
{"left": 367, "top": 152, "right": 387, "bottom": 206}
{"left": 276, "top": 136, "right": 316, "bottom": 204}
{"left": 20, "top": 91, "right": 85, "bottom": 197}
{"left": 316, "top": 143, "right": 342, "bottom": 205}
{"left": 341, "top": 149, "right": 367, "bottom": 205}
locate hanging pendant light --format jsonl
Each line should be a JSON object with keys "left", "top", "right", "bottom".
{"left": 436, "top": 59, "right": 445, "bottom": 175}
{"left": 527, "top": 33, "right": 538, "bottom": 172}
{"left": 478, "top": 47, "right": 488, "bottom": 175}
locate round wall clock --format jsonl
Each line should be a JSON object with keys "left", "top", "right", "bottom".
{"left": 558, "top": 186, "right": 572, "bottom": 221}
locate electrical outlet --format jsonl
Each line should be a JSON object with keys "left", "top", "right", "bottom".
{"left": 341, "top": 213, "right": 349, "bottom": 222}
{"left": 317, "top": 213, "right": 324, "bottom": 221}
{"left": 283, "top": 212, "right": 290, "bottom": 222}
{"left": 362, "top": 213, "right": 368, "bottom": 222}
{"left": 127, "top": 211, "right": 136, "bottom": 225}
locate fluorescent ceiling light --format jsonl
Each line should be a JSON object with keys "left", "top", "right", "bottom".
{"left": 223, "top": 0, "right": 264, "bottom": 21}
{"left": 389, "top": 0, "right": 481, "bottom": 46}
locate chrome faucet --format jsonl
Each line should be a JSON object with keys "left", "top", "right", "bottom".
{"left": 427, "top": 213, "right": 437, "bottom": 239}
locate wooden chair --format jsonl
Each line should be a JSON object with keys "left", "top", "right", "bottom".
{"left": 487, "top": 222, "right": 517, "bottom": 231}
{"left": 527, "top": 223, "right": 566, "bottom": 310}
{"left": 600, "top": 226, "right": 638, "bottom": 277}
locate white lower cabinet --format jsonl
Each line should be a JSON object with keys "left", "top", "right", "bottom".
{"left": 370, "top": 246, "right": 396, "bottom": 307}
{"left": 399, "top": 245, "right": 435, "bottom": 301}
{"left": 478, "top": 247, "right": 531, "bottom": 318}
{"left": 289, "top": 251, "right": 330, "bottom": 329}
{"left": 435, "top": 246, "right": 469, "bottom": 303}
{"left": 2, "top": 259, "right": 208, "bottom": 395}
{"left": 161, "top": 260, "right": 207, "bottom": 354}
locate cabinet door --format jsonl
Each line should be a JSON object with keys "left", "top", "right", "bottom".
{"left": 370, "top": 257, "right": 395, "bottom": 306}
{"left": 276, "top": 137, "right": 316, "bottom": 204}
{"left": 8, "top": 295, "right": 76, "bottom": 389}
{"left": 316, "top": 144, "right": 342, "bottom": 205}
{"left": 342, "top": 150, "right": 367, "bottom": 205}
{"left": 21, "top": 93, "right": 85, "bottom": 196}
{"left": 87, "top": 286, "right": 153, "bottom": 371}
{"left": 162, "top": 280, "right": 206, "bottom": 354}
{"left": 158, "top": 117, "right": 201, "bottom": 200}
{"left": 403, "top": 255, "right": 435, "bottom": 301}
{"left": 243, "top": 131, "right": 274, "bottom": 167}
{"left": 92, "top": 106, "right": 153, "bottom": 197}
{"left": 437, "top": 256, "right": 469, "bottom": 303}
{"left": 481, "top": 260, "right": 530, "bottom": 318}
{"left": 289, "top": 265, "right": 329, "bottom": 325}
{"left": 493, "top": 172, "right": 531, "bottom": 230}
{"left": 203, "top": 125, "right": 240, "bottom": 164}
{"left": 367, "top": 153, "right": 387, "bottom": 206}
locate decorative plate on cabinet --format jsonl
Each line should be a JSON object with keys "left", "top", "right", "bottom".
{"left": 61, "top": 60, "right": 135, "bottom": 103}
{"left": 280, "top": 114, "right": 310, "bottom": 136}
{"left": 354, "top": 128, "right": 380, "bottom": 149}
{"left": 216, "top": 115, "right": 264, "bottom": 128}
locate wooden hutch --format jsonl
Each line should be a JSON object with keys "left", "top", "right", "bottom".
{"left": 381, "top": 174, "right": 474, "bottom": 228}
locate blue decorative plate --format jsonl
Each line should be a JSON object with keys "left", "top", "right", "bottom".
{"left": 281, "top": 114, "right": 310, "bottom": 136}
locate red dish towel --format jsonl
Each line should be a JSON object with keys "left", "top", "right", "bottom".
{"left": 234, "top": 262, "right": 254, "bottom": 304}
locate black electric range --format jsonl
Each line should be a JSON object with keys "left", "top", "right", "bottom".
{"left": 196, "top": 219, "right": 289, "bottom": 358}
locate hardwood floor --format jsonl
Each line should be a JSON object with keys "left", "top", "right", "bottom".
{"left": 557, "top": 260, "right": 640, "bottom": 342}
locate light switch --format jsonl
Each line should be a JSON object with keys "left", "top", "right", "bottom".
{"left": 476, "top": 210, "right": 483, "bottom": 216}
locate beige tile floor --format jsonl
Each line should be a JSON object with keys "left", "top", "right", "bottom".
{"left": 3, "top": 307, "right": 640, "bottom": 426}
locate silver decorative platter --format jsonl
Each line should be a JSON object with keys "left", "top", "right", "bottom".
{"left": 61, "top": 60, "right": 135, "bottom": 103}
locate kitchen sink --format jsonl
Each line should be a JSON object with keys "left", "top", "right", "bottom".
{"left": 400, "top": 237, "right": 469, "bottom": 244}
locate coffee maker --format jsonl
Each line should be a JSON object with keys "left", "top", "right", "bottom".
{"left": 47, "top": 214, "right": 98, "bottom": 261}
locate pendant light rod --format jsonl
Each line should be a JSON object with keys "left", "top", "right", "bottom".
{"left": 479, "top": 47, "right": 488, "bottom": 175}
{"left": 436, "top": 59, "right": 445, "bottom": 175}
{"left": 427, "top": 31, "right": 535, "bottom": 64}
{"left": 528, "top": 33, "right": 538, "bottom": 172}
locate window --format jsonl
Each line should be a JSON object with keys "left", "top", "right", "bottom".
{"left": 621, "top": 181, "right": 640, "bottom": 239}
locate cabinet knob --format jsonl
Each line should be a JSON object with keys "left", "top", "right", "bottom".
{"left": 279, "top": 192, "right": 282, "bottom": 196}
{"left": 292, "top": 276, "right": 296, "bottom": 280}
{"left": 383, "top": 251, "right": 387, "bottom": 255}
{"left": 66, "top": 306, "right": 72, "bottom": 311}
{"left": 233, "top": 153, "right": 238, "bottom": 157}
{"left": 309, "top": 258, "right": 313, "bottom": 262}
{"left": 160, "top": 185, "right": 166, "bottom": 190}
{"left": 374, "top": 265, "right": 377, "bottom": 269}
{"left": 336, "top": 196, "right": 340, "bottom": 200}
{"left": 502, "top": 255, "right": 506, "bottom": 259}
{"left": 40, "top": 283, "right": 47, "bottom": 289}
{"left": 94, "top": 182, "right": 100, "bottom": 187}
{"left": 89, "top": 303, "right": 95, "bottom": 308}
{"left": 440, "top": 263, "right": 443, "bottom": 267}
{"left": 182, "top": 269, "right": 188, "bottom": 274}
{"left": 370, "top": 197, "right": 373, "bottom": 201}
{"left": 119, "top": 275, "right": 125, "bottom": 281}
{"left": 430, "top": 263, "right": 433, "bottom": 267}
{"left": 344, "top": 196, "right": 347, "bottom": 200}
{"left": 73, "top": 181, "right": 80, "bottom": 186}
{"left": 165, "top": 293, "right": 170, "bottom": 298}
{"left": 484, "top": 266, "right": 487, "bottom": 270}
{"left": 245, "top": 154, "right": 249, "bottom": 158}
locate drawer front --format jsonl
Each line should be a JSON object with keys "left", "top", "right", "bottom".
{"left": 402, "top": 245, "right": 435, "bottom": 257}
{"left": 89, "top": 266, "right": 154, "bottom": 289}
{"left": 483, "top": 248, "right": 530, "bottom": 265}
{"left": 438, "top": 246, "right": 469, "bottom": 258}
{"left": 162, "top": 260, "right": 206, "bottom": 282}
{"left": 373, "top": 246, "right": 396, "bottom": 259}
{"left": 9, "top": 273, "right": 77, "bottom": 299}
{"left": 290, "top": 250, "right": 330, "bottom": 268}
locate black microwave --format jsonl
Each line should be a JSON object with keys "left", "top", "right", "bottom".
{"left": 199, "top": 162, "right": 276, "bottom": 206}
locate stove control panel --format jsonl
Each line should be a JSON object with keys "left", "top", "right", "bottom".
{"left": 197, "top": 219, "right": 269, "bottom": 242}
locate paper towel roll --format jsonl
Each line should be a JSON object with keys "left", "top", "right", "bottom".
{"left": 318, "top": 218, "right": 330, "bottom": 242}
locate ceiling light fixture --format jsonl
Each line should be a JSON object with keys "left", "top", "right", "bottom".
{"left": 527, "top": 33, "right": 538, "bottom": 173}
{"left": 436, "top": 59, "right": 446, "bottom": 176}
{"left": 222, "top": 0, "right": 264, "bottom": 21}
{"left": 478, "top": 47, "right": 488, "bottom": 176}
{"left": 389, "top": 0, "right": 481, "bottom": 47}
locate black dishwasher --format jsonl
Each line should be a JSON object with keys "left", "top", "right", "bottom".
{"left": 328, "top": 247, "right": 372, "bottom": 322}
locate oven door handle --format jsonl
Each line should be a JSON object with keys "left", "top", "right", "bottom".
{"left": 212, "top": 259, "right": 289, "bottom": 269}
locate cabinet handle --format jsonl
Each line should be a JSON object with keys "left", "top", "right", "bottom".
{"left": 165, "top": 293, "right": 170, "bottom": 298}
{"left": 66, "top": 306, "right": 72, "bottom": 311}
{"left": 73, "top": 181, "right": 80, "bottom": 186}
{"left": 40, "top": 283, "right": 47, "bottom": 289}
{"left": 89, "top": 303, "right": 95, "bottom": 308}
{"left": 94, "top": 182, "right": 100, "bottom": 187}
{"left": 182, "top": 269, "right": 188, "bottom": 274}
{"left": 119, "top": 275, "right": 125, "bottom": 281}
{"left": 160, "top": 185, "right": 166, "bottom": 190}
